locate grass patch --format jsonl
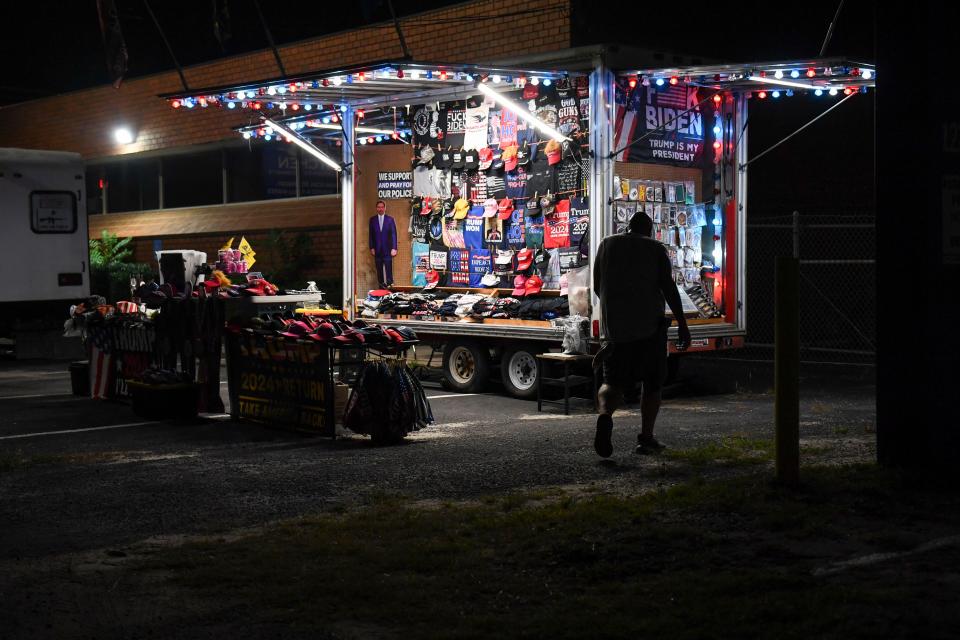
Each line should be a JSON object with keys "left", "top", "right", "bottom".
{"left": 662, "top": 435, "right": 773, "bottom": 467}
{"left": 139, "top": 463, "right": 960, "bottom": 638}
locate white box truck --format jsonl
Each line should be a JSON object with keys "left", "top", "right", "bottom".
{"left": 0, "top": 148, "right": 90, "bottom": 302}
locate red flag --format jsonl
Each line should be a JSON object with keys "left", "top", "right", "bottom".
{"left": 96, "top": 0, "right": 129, "bottom": 88}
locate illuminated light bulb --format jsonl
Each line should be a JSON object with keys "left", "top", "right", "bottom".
{"left": 439, "top": 70, "right": 447, "bottom": 80}
{"left": 806, "top": 68, "right": 816, "bottom": 78}
{"left": 655, "top": 78, "right": 665, "bottom": 87}
{"left": 790, "top": 70, "right": 800, "bottom": 79}
{"left": 399, "top": 131, "right": 407, "bottom": 137}
{"left": 843, "top": 87, "right": 853, "bottom": 95}
{"left": 713, "top": 125, "right": 722, "bottom": 136}
{"left": 171, "top": 100, "right": 181, "bottom": 108}
{"left": 772, "top": 90, "right": 780, "bottom": 98}
{"left": 829, "top": 88, "right": 838, "bottom": 96}
{"left": 713, "top": 94, "right": 722, "bottom": 104}
{"left": 268, "top": 87, "right": 277, "bottom": 95}
{"left": 264, "top": 134, "right": 272, "bottom": 141}
{"left": 774, "top": 70, "right": 784, "bottom": 79}
{"left": 340, "top": 105, "right": 347, "bottom": 112}
{"left": 264, "top": 126, "right": 274, "bottom": 135}
{"left": 359, "top": 137, "right": 367, "bottom": 145}
{"left": 304, "top": 104, "right": 312, "bottom": 111}
{"left": 426, "top": 70, "right": 433, "bottom": 79}
{"left": 252, "top": 101, "right": 261, "bottom": 109}
{"left": 332, "top": 77, "right": 342, "bottom": 86}
{"left": 862, "top": 69, "right": 873, "bottom": 80}
{"left": 245, "top": 91, "right": 254, "bottom": 99}
{"left": 409, "top": 69, "right": 420, "bottom": 79}
{"left": 322, "top": 78, "right": 329, "bottom": 87}
{"left": 367, "top": 137, "right": 374, "bottom": 144}
{"left": 227, "top": 101, "right": 236, "bottom": 109}
{"left": 669, "top": 76, "right": 679, "bottom": 85}
{"left": 242, "top": 131, "right": 252, "bottom": 140}
{"left": 397, "top": 69, "right": 404, "bottom": 79}
{"left": 491, "top": 75, "right": 501, "bottom": 83}
{"left": 628, "top": 77, "right": 637, "bottom": 89}
{"left": 785, "top": 90, "right": 794, "bottom": 97}
{"left": 543, "top": 78, "right": 551, "bottom": 86}
{"left": 392, "top": 133, "right": 399, "bottom": 140}
{"left": 357, "top": 109, "right": 365, "bottom": 119}
{"left": 345, "top": 75, "right": 353, "bottom": 84}
{"left": 531, "top": 77, "right": 540, "bottom": 86}
{"left": 358, "top": 72, "right": 365, "bottom": 81}
{"left": 713, "top": 140, "right": 722, "bottom": 150}
{"left": 757, "top": 91, "right": 767, "bottom": 99}
{"left": 198, "top": 97, "right": 208, "bottom": 107}
{"left": 322, "top": 116, "right": 330, "bottom": 124}
{"left": 375, "top": 136, "right": 383, "bottom": 142}
{"left": 331, "top": 115, "right": 339, "bottom": 123}
{"left": 291, "top": 103, "right": 300, "bottom": 111}
{"left": 815, "top": 89, "right": 823, "bottom": 96}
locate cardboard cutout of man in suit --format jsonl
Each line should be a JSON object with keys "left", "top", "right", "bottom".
{"left": 369, "top": 200, "right": 398, "bottom": 287}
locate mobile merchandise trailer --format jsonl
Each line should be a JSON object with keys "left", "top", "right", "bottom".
{"left": 160, "top": 48, "right": 875, "bottom": 398}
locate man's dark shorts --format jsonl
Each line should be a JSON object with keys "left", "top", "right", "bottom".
{"left": 602, "top": 319, "right": 668, "bottom": 393}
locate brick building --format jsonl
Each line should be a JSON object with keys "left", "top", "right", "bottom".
{"left": 0, "top": 0, "right": 572, "bottom": 286}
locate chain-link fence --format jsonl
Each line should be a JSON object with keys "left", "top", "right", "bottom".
{"left": 726, "top": 211, "right": 876, "bottom": 366}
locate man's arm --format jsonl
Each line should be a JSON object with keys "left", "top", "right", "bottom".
{"left": 593, "top": 239, "right": 606, "bottom": 297}
{"left": 658, "top": 249, "right": 691, "bottom": 350}
{"left": 390, "top": 217, "right": 398, "bottom": 252}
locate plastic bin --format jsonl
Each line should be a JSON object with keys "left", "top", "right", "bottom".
{"left": 69, "top": 361, "right": 89, "bottom": 396}
{"left": 127, "top": 381, "right": 200, "bottom": 420}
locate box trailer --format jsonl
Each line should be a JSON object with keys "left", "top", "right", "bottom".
{"left": 0, "top": 148, "right": 89, "bottom": 302}
{"left": 159, "top": 48, "right": 874, "bottom": 397}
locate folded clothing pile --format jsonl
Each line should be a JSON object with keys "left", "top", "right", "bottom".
{"left": 235, "top": 315, "right": 418, "bottom": 346}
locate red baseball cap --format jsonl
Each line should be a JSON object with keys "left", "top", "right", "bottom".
{"left": 478, "top": 147, "right": 494, "bottom": 170}
{"left": 516, "top": 247, "right": 534, "bottom": 271}
{"left": 522, "top": 83, "right": 539, "bottom": 100}
{"left": 424, "top": 269, "right": 440, "bottom": 290}
{"left": 511, "top": 275, "right": 528, "bottom": 297}
{"left": 545, "top": 139, "right": 562, "bottom": 166}
{"left": 524, "top": 274, "right": 544, "bottom": 295}
{"left": 497, "top": 198, "right": 514, "bottom": 220}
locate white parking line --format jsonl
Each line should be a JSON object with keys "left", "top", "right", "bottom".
{"left": 426, "top": 393, "right": 481, "bottom": 400}
{"left": 0, "top": 393, "right": 73, "bottom": 400}
{"left": 0, "top": 421, "right": 160, "bottom": 441}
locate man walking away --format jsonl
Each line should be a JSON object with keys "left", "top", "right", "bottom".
{"left": 593, "top": 212, "right": 690, "bottom": 458}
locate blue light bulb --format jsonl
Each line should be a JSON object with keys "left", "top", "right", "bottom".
{"left": 790, "top": 70, "right": 800, "bottom": 79}
{"left": 713, "top": 125, "right": 722, "bottom": 136}
{"left": 375, "top": 136, "right": 383, "bottom": 142}
{"left": 815, "top": 89, "right": 823, "bottom": 96}
{"left": 227, "top": 102, "right": 236, "bottom": 109}
{"left": 655, "top": 78, "right": 665, "bottom": 87}
{"left": 772, "top": 90, "right": 780, "bottom": 98}
{"left": 543, "top": 78, "right": 551, "bottom": 86}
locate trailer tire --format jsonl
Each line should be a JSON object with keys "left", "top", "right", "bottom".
{"left": 442, "top": 341, "right": 489, "bottom": 393}
{"left": 500, "top": 345, "right": 541, "bottom": 399}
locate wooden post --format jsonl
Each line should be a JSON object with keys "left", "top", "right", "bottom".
{"left": 775, "top": 256, "right": 800, "bottom": 487}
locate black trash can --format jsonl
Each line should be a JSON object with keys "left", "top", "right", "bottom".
{"left": 69, "top": 361, "right": 89, "bottom": 397}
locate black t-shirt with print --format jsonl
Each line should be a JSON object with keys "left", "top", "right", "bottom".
{"left": 556, "top": 88, "right": 580, "bottom": 137}
{"left": 524, "top": 152, "right": 557, "bottom": 202}
{"left": 441, "top": 100, "right": 466, "bottom": 149}
{"left": 556, "top": 159, "right": 581, "bottom": 193}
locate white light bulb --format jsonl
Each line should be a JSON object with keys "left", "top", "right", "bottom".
{"left": 113, "top": 128, "right": 134, "bottom": 144}
{"left": 530, "top": 77, "right": 540, "bottom": 86}
{"left": 332, "top": 77, "right": 342, "bottom": 86}
{"left": 774, "top": 70, "right": 783, "bottom": 79}
{"left": 862, "top": 69, "right": 873, "bottom": 80}
{"left": 790, "top": 70, "right": 800, "bottom": 79}
{"left": 242, "top": 131, "right": 252, "bottom": 140}
{"left": 491, "top": 75, "right": 501, "bottom": 83}
{"left": 829, "top": 88, "right": 838, "bottom": 96}
{"left": 267, "top": 87, "right": 277, "bottom": 95}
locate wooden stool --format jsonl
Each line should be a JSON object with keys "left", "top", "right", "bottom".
{"left": 536, "top": 353, "right": 597, "bottom": 415}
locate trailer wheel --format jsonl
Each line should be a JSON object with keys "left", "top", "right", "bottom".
{"left": 500, "top": 345, "right": 541, "bottom": 399}
{"left": 442, "top": 341, "right": 489, "bottom": 393}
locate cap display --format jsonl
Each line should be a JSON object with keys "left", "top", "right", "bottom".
{"left": 464, "top": 150, "right": 479, "bottom": 170}
{"left": 483, "top": 198, "right": 498, "bottom": 217}
{"left": 495, "top": 250, "right": 515, "bottom": 265}
{"left": 419, "top": 146, "right": 436, "bottom": 165}
{"left": 478, "top": 147, "right": 494, "bottom": 170}
{"left": 516, "top": 144, "right": 531, "bottom": 166}
{"left": 516, "top": 247, "right": 534, "bottom": 270}
{"left": 432, "top": 199, "right": 444, "bottom": 216}
{"left": 526, "top": 194, "right": 540, "bottom": 214}
{"left": 522, "top": 83, "right": 539, "bottom": 100}
{"left": 420, "top": 197, "right": 433, "bottom": 216}
{"left": 511, "top": 275, "right": 528, "bottom": 296}
{"left": 545, "top": 139, "right": 562, "bottom": 165}
{"left": 480, "top": 272, "right": 500, "bottom": 287}
{"left": 424, "top": 270, "right": 440, "bottom": 290}
{"left": 451, "top": 149, "right": 465, "bottom": 169}
{"left": 453, "top": 198, "right": 470, "bottom": 220}
{"left": 501, "top": 144, "right": 519, "bottom": 171}
{"left": 490, "top": 150, "right": 504, "bottom": 172}
{"left": 442, "top": 199, "right": 456, "bottom": 218}
{"left": 539, "top": 193, "right": 556, "bottom": 215}
{"left": 435, "top": 150, "right": 452, "bottom": 169}
{"left": 497, "top": 198, "right": 514, "bottom": 220}
{"left": 524, "top": 274, "right": 544, "bottom": 295}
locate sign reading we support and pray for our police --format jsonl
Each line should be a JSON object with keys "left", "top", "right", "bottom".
{"left": 377, "top": 172, "right": 413, "bottom": 199}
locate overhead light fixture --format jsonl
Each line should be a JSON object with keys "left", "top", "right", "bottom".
{"left": 113, "top": 127, "right": 135, "bottom": 145}
{"left": 303, "top": 123, "right": 396, "bottom": 135}
{"left": 475, "top": 82, "right": 569, "bottom": 142}
{"left": 748, "top": 76, "right": 820, "bottom": 90}
{"left": 262, "top": 118, "right": 342, "bottom": 172}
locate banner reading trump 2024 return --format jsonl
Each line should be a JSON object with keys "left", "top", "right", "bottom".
{"left": 377, "top": 172, "right": 413, "bottom": 199}
{"left": 613, "top": 83, "right": 710, "bottom": 167}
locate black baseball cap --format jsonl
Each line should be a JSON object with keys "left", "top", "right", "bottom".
{"left": 464, "top": 149, "right": 479, "bottom": 170}
{"left": 451, "top": 149, "right": 465, "bottom": 170}
{"left": 435, "top": 150, "right": 452, "bottom": 169}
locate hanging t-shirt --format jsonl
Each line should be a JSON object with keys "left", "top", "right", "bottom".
{"left": 448, "top": 248, "right": 471, "bottom": 287}
{"left": 485, "top": 217, "right": 503, "bottom": 245}
{"left": 413, "top": 166, "right": 451, "bottom": 198}
{"left": 443, "top": 218, "right": 465, "bottom": 249}
{"left": 464, "top": 105, "right": 490, "bottom": 150}
{"left": 556, "top": 159, "right": 581, "bottom": 193}
{"left": 507, "top": 208, "right": 526, "bottom": 248}
{"left": 487, "top": 109, "right": 502, "bottom": 148}
{"left": 413, "top": 105, "right": 443, "bottom": 147}
{"left": 544, "top": 199, "right": 571, "bottom": 249}
{"left": 534, "top": 89, "right": 559, "bottom": 142}
{"left": 442, "top": 101, "right": 466, "bottom": 148}
{"left": 569, "top": 196, "right": 590, "bottom": 250}
{"left": 544, "top": 248, "right": 562, "bottom": 289}
{"left": 499, "top": 109, "right": 518, "bottom": 148}
{"left": 464, "top": 210, "right": 485, "bottom": 250}
{"left": 504, "top": 165, "right": 529, "bottom": 201}
{"left": 428, "top": 215, "right": 444, "bottom": 243}
{"left": 469, "top": 249, "right": 491, "bottom": 287}
{"left": 411, "top": 211, "right": 430, "bottom": 244}
{"left": 525, "top": 215, "right": 545, "bottom": 249}
{"left": 411, "top": 242, "right": 430, "bottom": 287}
{"left": 486, "top": 173, "right": 507, "bottom": 200}
{"left": 558, "top": 247, "right": 580, "bottom": 274}
{"left": 556, "top": 88, "right": 580, "bottom": 137}
{"left": 467, "top": 170, "right": 487, "bottom": 201}
{"left": 429, "top": 248, "right": 448, "bottom": 271}
{"left": 524, "top": 151, "right": 557, "bottom": 201}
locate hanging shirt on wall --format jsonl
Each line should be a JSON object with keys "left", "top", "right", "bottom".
{"left": 505, "top": 165, "right": 529, "bottom": 201}
{"left": 464, "top": 209, "right": 485, "bottom": 250}
{"left": 464, "top": 105, "right": 490, "bottom": 150}
{"left": 556, "top": 87, "right": 580, "bottom": 137}
{"left": 569, "top": 196, "right": 590, "bottom": 252}
{"left": 442, "top": 101, "right": 466, "bottom": 148}
{"left": 485, "top": 173, "right": 507, "bottom": 200}
{"left": 544, "top": 248, "right": 562, "bottom": 289}
{"left": 443, "top": 218, "right": 466, "bottom": 249}
{"left": 525, "top": 214, "right": 545, "bottom": 249}
{"left": 507, "top": 208, "right": 526, "bottom": 248}
{"left": 411, "top": 211, "right": 430, "bottom": 244}
{"left": 524, "top": 150, "right": 557, "bottom": 201}
{"left": 487, "top": 109, "right": 502, "bottom": 148}
{"left": 544, "top": 199, "right": 571, "bottom": 249}
{"left": 499, "top": 108, "right": 518, "bottom": 148}
{"left": 557, "top": 246, "right": 581, "bottom": 274}
{"left": 469, "top": 249, "right": 491, "bottom": 287}
{"left": 534, "top": 88, "right": 559, "bottom": 142}
{"left": 413, "top": 105, "right": 443, "bottom": 147}
{"left": 467, "top": 170, "right": 487, "bottom": 201}
{"left": 429, "top": 248, "right": 448, "bottom": 272}
{"left": 448, "top": 248, "right": 471, "bottom": 286}
{"left": 556, "top": 159, "right": 581, "bottom": 193}
{"left": 411, "top": 242, "right": 430, "bottom": 287}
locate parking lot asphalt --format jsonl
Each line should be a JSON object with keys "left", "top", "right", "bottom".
{"left": 0, "top": 360, "right": 876, "bottom": 561}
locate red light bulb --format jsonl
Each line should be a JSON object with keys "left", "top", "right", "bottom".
{"left": 843, "top": 87, "right": 853, "bottom": 95}
{"left": 367, "top": 137, "right": 374, "bottom": 144}
{"left": 291, "top": 103, "right": 299, "bottom": 110}
{"left": 397, "top": 69, "right": 404, "bottom": 79}
{"left": 440, "top": 70, "right": 448, "bottom": 80}
{"left": 358, "top": 72, "right": 365, "bottom": 81}
{"left": 806, "top": 68, "right": 816, "bottom": 78}
{"left": 713, "top": 94, "right": 722, "bottom": 104}
{"left": 331, "top": 115, "right": 338, "bottom": 123}
{"left": 171, "top": 100, "right": 181, "bottom": 108}
{"left": 628, "top": 77, "right": 638, "bottom": 89}
{"left": 322, "top": 78, "right": 329, "bottom": 87}
{"left": 356, "top": 109, "right": 364, "bottom": 119}
{"left": 713, "top": 141, "right": 722, "bottom": 150}
{"left": 758, "top": 91, "right": 767, "bottom": 99}
{"left": 669, "top": 76, "right": 679, "bottom": 85}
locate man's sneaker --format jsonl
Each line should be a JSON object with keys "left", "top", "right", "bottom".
{"left": 594, "top": 414, "right": 613, "bottom": 458}
{"left": 636, "top": 434, "right": 666, "bottom": 455}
